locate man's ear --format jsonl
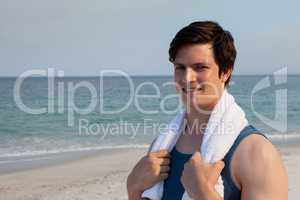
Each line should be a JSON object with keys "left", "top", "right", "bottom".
{"left": 221, "top": 68, "right": 233, "bottom": 83}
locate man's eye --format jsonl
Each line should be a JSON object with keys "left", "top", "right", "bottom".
{"left": 175, "top": 66, "right": 185, "bottom": 70}
{"left": 195, "top": 66, "right": 208, "bottom": 70}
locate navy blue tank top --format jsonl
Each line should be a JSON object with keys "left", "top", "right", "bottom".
{"left": 162, "top": 125, "right": 266, "bottom": 200}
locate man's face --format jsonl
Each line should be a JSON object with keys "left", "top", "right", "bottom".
{"left": 173, "top": 43, "right": 229, "bottom": 113}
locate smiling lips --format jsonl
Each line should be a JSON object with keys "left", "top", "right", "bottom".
{"left": 182, "top": 85, "right": 204, "bottom": 94}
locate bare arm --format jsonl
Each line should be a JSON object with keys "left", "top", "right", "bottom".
{"left": 234, "top": 134, "right": 288, "bottom": 200}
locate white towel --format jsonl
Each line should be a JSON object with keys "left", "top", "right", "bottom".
{"left": 142, "top": 89, "right": 248, "bottom": 200}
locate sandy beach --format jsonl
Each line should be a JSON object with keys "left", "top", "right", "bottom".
{"left": 0, "top": 145, "right": 299, "bottom": 200}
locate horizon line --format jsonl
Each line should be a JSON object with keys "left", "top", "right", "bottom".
{"left": 0, "top": 74, "right": 299, "bottom": 78}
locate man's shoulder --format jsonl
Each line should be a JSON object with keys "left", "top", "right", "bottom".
{"left": 232, "top": 132, "right": 285, "bottom": 186}
{"left": 235, "top": 132, "right": 278, "bottom": 162}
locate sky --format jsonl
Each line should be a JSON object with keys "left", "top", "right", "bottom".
{"left": 0, "top": 0, "right": 299, "bottom": 76}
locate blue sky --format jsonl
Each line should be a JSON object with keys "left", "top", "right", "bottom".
{"left": 0, "top": 0, "right": 299, "bottom": 76}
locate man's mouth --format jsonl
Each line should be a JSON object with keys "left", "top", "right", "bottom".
{"left": 182, "top": 85, "right": 204, "bottom": 94}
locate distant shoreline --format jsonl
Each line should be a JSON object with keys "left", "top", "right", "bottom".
{"left": 1, "top": 74, "right": 300, "bottom": 78}
{"left": 0, "top": 146, "right": 148, "bottom": 175}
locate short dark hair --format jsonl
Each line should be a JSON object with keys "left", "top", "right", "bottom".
{"left": 169, "top": 21, "right": 236, "bottom": 86}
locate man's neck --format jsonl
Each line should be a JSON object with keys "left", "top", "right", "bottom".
{"left": 185, "top": 110, "right": 211, "bottom": 135}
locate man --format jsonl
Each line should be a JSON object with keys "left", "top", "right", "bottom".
{"left": 127, "top": 21, "right": 288, "bottom": 200}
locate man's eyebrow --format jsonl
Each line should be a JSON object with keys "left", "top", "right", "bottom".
{"left": 173, "top": 62, "right": 209, "bottom": 66}
{"left": 173, "top": 62, "right": 185, "bottom": 66}
{"left": 191, "top": 62, "right": 209, "bottom": 66}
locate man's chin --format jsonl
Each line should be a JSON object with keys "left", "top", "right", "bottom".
{"left": 183, "top": 102, "right": 215, "bottom": 114}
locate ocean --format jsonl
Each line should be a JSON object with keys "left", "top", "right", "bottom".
{"left": 0, "top": 75, "right": 299, "bottom": 158}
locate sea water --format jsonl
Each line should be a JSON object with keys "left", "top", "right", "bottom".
{"left": 0, "top": 75, "right": 299, "bottom": 158}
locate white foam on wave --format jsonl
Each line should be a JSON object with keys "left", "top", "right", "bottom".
{"left": 266, "top": 132, "right": 300, "bottom": 142}
{"left": 0, "top": 144, "right": 149, "bottom": 158}
{"left": 0, "top": 132, "right": 299, "bottom": 159}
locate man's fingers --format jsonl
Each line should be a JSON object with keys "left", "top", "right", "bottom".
{"left": 213, "top": 160, "right": 225, "bottom": 174}
{"left": 149, "top": 149, "right": 170, "bottom": 158}
{"left": 190, "top": 151, "right": 201, "bottom": 162}
{"left": 160, "top": 165, "right": 170, "bottom": 173}
{"left": 159, "top": 172, "right": 169, "bottom": 181}
{"left": 157, "top": 157, "right": 170, "bottom": 166}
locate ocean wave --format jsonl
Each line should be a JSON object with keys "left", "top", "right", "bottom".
{"left": 0, "top": 132, "right": 299, "bottom": 159}
{"left": 266, "top": 132, "right": 300, "bottom": 142}
{"left": 0, "top": 144, "right": 149, "bottom": 158}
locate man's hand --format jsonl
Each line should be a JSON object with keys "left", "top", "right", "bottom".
{"left": 127, "top": 150, "right": 170, "bottom": 200}
{"left": 181, "top": 151, "right": 224, "bottom": 200}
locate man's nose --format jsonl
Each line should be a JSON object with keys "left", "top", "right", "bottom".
{"left": 185, "top": 67, "right": 197, "bottom": 83}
